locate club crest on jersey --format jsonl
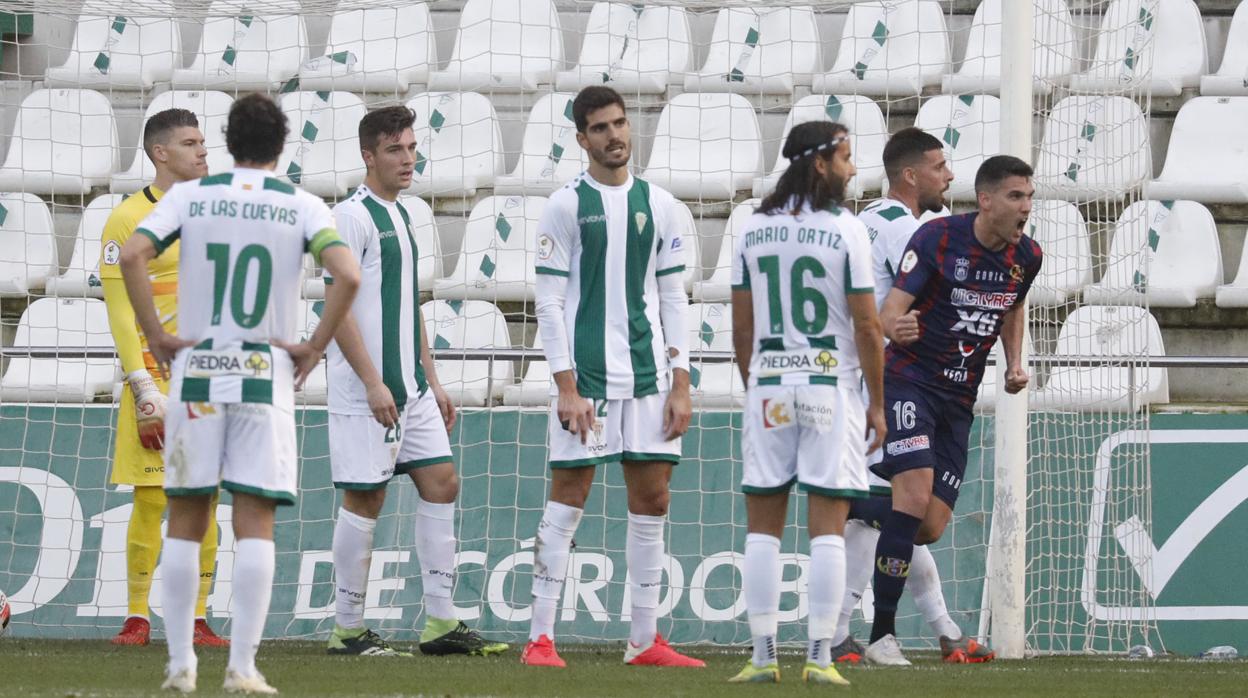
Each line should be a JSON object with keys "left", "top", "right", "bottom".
{"left": 634, "top": 211, "right": 648, "bottom": 234}
{"left": 1010, "top": 264, "right": 1024, "bottom": 281}
{"left": 102, "top": 240, "right": 121, "bottom": 266}
{"left": 954, "top": 256, "right": 970, "bottom": 281}
{"left": 900, "top": 249, "right": 918, "bottom": 274}
{"left": 761, "top": 399, "right": 792, "bottom": 429}
{"left": 538, "top": 234, "right": 554, "bottom": 260}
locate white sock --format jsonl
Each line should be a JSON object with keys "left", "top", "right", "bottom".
{"left": 834, "top": 520, "right": 877, "bottom": 645}
{"left": 911, "top": 543, "right": 961, "bottom": 639}
{"left": 808, "top": 535, "right": 845, "bottom": 668}
{"left": 229, "top": 538, "right": 275, "bottom": 677}
{"left": 415, "top": 498, "right": 457, "bottom": 621}
{"left": 626, "top": 512, "right": 665, "bottom": 648}
{"left": 162, "top": 538, "right": 201, "bottom": 674}
{"left": 744, "top": 533, "right": 781, "bottom": 668}
{"left": 332, "top": 507, "right": 376, "bottom": 630}
{"left": 529, "top": 500, "right": 582, "bottom": 642}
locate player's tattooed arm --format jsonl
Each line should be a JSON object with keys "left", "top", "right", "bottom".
{"left": 731, "top": 289, "right": 754, "bottom": 387}
{"left": 880, "top": 288, "right": 920, "bottom": 346}
{"left": 1000, "top": 303, "right": 1029, "bottom": 394}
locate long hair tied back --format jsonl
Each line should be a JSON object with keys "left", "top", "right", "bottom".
{"left": 758, "top": 121, "right": 850, "bottom": 216}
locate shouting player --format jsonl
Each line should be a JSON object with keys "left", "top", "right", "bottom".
{"left": 323, "top": 106, "right": 506, "bottom": 658}
{"left": 121, "top": 93, "right": 361, "bottom": 693}
{"left": 863, "top": 155, "right": 1042, "bottom": 665}
{"left": 521, "top": 86, "right": 701, "bottom": 669}
{"left": 98, "top": 108, "right": 227, "bottom": 647}
{"left": 728, "top": 121, "right": 886, "bottom": 685}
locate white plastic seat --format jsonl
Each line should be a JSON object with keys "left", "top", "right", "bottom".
{"left": 670, "top": 200, "right": 702, "bottom": 293}
{"left": 684, "top": 6, "right": 821, "bottom": 94}
{"left": 942, "top": 0, "right": 1078, "bottom": 95}
{"left": 813, "top": 1, "right": 949, "bottom": 97}
{"left": 1033, "top": 306, "right": 1168, "bottom": 412}
{"left": 421, "top": 299, "right": 514, "bottom": 406}
{"left": 1201, "top": 1, "right": 1248, "bottom": 96}
{"left": 1068, "top": 0, "right": 1205, "bottom": 97}
{"left": 1034, "top": 96, "right": 1150, "bottom": 201}
{"left": 1083, "top": 200, "right": 1221, "bottom": 308}
{"left": 0, "top": 298, "right": 117, "bottom": 402}
{"left": 493, "top": 93, "right": 588, "bottom": 196}
{"left": 434, "top": 195, "right": 545, "bottom": 302}
{"left": 295, "top": 299, "right": 328, "bottom": 404}
{"left": 0, "top": 193, "right": 57, "bottom": 296}
{"left": 172, "top": 12, "right": 306, "bottom": 90}
{"left": 0, "top": 89, "right": 119, "bottom": 195}
{"left": 111, "top": 91, "right": 234, "bottom": 195}
{"left": 913, "top": 95, "right": 1000, "bottom": 203}
{"left": 501, "top": 331, "right": 552, "bottom": 406}
{"left": 693, "top": 199, "right": 758, "bottom": 303}
{"left": 404, "top": 92, "right": 504, "bottom": 197}
{"left": 295, "top": 4, "right": 436, "bottom": 93}
{"left": 556, "top": 4, "right": 691, "bottom": 94}
{"left": 974, "top": 343, "right": 1006, "bottom": 413}
{"left": 1026, "top": 200, "right": 1091, "bottom": 308}
{"left": 753, "top": 96, "right": 887, "bottom": 200}
{"left": 1216, "top": 229, "right": 1248, "bottom": 307}
{"left": 46, "top": 194, "right": 121, "bottom": 298}
{"left": 45, "top": 10, "right": 180, "bottom": 88}
{"left": 275, "top": 91, "right": 367, "bottom": 197}
{"left": 687, "top": 302, "right": 744, "bottom": 408}
{"left": 641, "top": 93, "right": 761, "bottom": 201}
{"left": 427, "top": 0, "right": 562, "bottom": 92}
{"left": 1146, "top": 97, "right": 1248, "bottom": 204}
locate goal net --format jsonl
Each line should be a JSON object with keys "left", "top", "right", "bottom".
{"left": 0, "top": 0, "right": 1161, "bottom": 655}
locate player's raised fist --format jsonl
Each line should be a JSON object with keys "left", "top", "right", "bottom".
{"left": 1004, "top": 364, "right": 1030, "bottom": 394}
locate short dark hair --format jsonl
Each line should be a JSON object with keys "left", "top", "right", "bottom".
{"left": 226, "top": 93, "right": 287, "bottom": 165}
{"left": 882, "top": 127, "right": 944, "bottom": 183}
{"left": 142, "top": 108, "right": 199, "bottom": 160}
{"left": 757, "top": 121, "right": 850, "bottom": 216}
{"left": 572, "top": 86, "right": 626, "bottom": 133}
{"left": 359, "top": 105, "right": 416, "bottom": 153}
{"left": 974, "top": 154, "right": 1034, "bottom": 193}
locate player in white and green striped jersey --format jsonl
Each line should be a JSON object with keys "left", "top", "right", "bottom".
{"left": 121, "top": 93, "right": 361, "bottom": 695}
{"left": 322, "top": 106, "right": 505, "bottom": 659}
{"left": 522, "top": 87, "right": 702, "bottom": 669}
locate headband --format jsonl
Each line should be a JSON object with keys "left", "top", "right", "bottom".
{"left": 787, "top": 134, "right": 847, "bottom": 163}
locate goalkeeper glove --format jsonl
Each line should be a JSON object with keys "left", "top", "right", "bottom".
{"left": 127, "top": 369, "right": 167, "bottom": 450}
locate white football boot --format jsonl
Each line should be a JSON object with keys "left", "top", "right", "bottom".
{"left": 223, "top": 668, "right": 279, "bottom": 695}
{"left": 865, "top": 634, "right": 912, "bottom": 666}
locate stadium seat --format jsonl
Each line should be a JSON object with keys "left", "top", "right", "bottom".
{"left": 1083, "top": 200, "right": 1222, "bottom": 308}
{"left": 1034, "top": 96, "right": 1150, "bottom": 201}
{"left": 687, "top": 302, "right": 744, "bottom": 408}
{"left": 683, "top": 5, "right": 821, "bottom": 94}
{"left": 294, "top": 4, "right": 436, "bottom": 93}
{"left": 493, "top": 93, "right": 589, "bottom": 196}
{"left": 404, "top": 92, "right": 504, "bottom": 197}
{"left": 275, "top": 91, "right": 367, "bottom": 198}
{"left": 111, "top": 91, "right": 234, "bottom": 195}
{"left": 1033, "top": 305, "right": 1168, "bottom": 412}
{"left": 0, "top": 89, "right": 119, "bottom": 195}
{"left": 295, "top": 299, "right": 328, "bottom": 404}
{"left": 46, "top": 194, "right": 121, "bottom": 298}
{"left": 1215, "top": 230, "right": 1248, "bottom": 307}
{"left": 973, "top": 343, "right": 1007, "bottom": 413}
{"left": 1025, "top": 200, "right": 1091, "bottom": 308}
{"left": 942, "top": 0, "right": 1078, "bottom": 95}
{"left": 434, "top": 195, "right": 545, "bottom": 302}
{"left": 45, "top": 11, "right": 180, "bottom": 88}
{"left": 0, "top": 298, "right": 117, "bottom": 402}
{"left": 1067, "top": 0, "right": 1206, "bottom": 97}
{"left": 693, "top": 198, "right": 758, "bottom": 303}
{"left": 501, "top": 331, "right": 551, "bottom": 406}
{"left": 813, "top": 0, "right": 949, "bottom": 97}
{"left": 671, "top": 200, "right": 702, "bottom": 293}
{"left": 1201, "top": 0, "right": 1248, "bottom": 95}
{"left": 914, "top": 95, "right": 1000, "bottom": 203}
{"left": 753, "top": 95, "right": 887, "bottom": 199}
{"left": 0, "top": 192, "right": 57, "bottom": 297}
{"left": 426, "top": 0, "right": 562, "bottom": 92}
{"left": 1146, "top": 96, "right": 1248, "bottom": 204}
{"left": 172, "top": 12, "right": 307, "bottom": 90}
{"left": 421, "top": 299, "right": 514, "bottom": 406}
{"left": 641, "top": 92, "right": 761, "bottom": 201}
{"left": 556, "top": 4, "right": 691, "bottom": 94}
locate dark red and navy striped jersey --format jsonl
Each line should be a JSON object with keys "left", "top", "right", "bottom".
{"left": 885, "top": 212, "right": 1043, "bottom": 406}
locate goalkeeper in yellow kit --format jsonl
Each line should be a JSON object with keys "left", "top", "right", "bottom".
{"left": 99, "top": 108, "right": 227, "bottom": 647}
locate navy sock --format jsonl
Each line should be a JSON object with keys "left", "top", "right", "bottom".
{"left": 848, "top": 495, "right": 893, "bottom": 530}
{"left": 869, "top": 510, "right": 923, "bottom": 644}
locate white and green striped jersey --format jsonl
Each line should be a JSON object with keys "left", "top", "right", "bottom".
{"left": 136, "top": 167, "right": 343, "bottom": 409}
{"left": 858, "top": 197, "right": 949, "bottom": 310}
{"left": 535, "top": 173, "right": 686, "bottom": 400}
{"left": 730, "top": 201, "right": 874, "bottom": 388}
{"left": 326, "top": 184, "right": 427, "bottom": 415}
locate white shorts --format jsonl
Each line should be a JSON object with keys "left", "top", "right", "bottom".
{"left": 741, "top": 382, "right": 869, "bottom": 498}
{"left": 547, "top": 391, "right": 681, "bottom": 468}
{"left": 329, "top": 389, "right": 453, "bottom": 489}
{"left": 859, "top": 379, "right": 892, "bottom": 495}
{"left": 163, "top": 401, "right": 298, "bottom": 505}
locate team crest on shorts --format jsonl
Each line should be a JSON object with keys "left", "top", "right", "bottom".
{"left": 185, "top": 402, "right": 217, "bottom": 420}
{"left": 761, "top": 399, "right": 791, "bottom": 429}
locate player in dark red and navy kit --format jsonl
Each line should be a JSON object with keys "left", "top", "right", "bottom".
{"left": 862, "top": 155, "right": 1042, "bottom": 666}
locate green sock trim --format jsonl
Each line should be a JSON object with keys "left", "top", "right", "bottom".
{"left": 333, "top": 625, "right": 366, "bottom": 639}
{"left": 421, "top": 616, "right": 457, "bottom": 642}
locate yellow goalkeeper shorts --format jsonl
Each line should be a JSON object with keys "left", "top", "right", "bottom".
{"left": 109, "top": 376, "right": 168, "bottom": 487}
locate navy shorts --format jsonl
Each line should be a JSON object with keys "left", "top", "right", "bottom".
{"left": 869, "top": 377, "right": 973, "bottom": 508}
